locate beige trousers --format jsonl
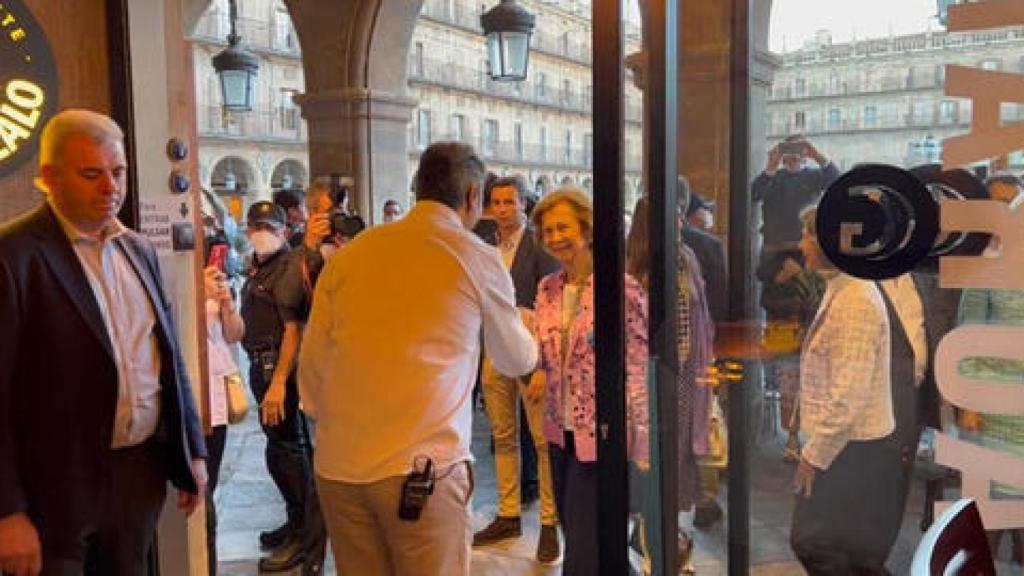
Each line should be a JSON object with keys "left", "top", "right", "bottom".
{"left": 480, "top": 356, "right": 558, "bottom": 525}
{"left": 317, "top": 462, "right": 474, "bottom": 576}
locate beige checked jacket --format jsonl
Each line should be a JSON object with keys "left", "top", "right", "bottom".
{"left": 799, "top": 274, "right": 895, "bottom": 470}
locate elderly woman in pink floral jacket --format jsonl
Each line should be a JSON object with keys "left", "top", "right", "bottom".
{"left": 525, "top": 187, "right": 649, "bottom": 575}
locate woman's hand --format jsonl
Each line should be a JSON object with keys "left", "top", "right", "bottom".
{"left": 792, "top": 458, "right": 817, "bottom": 499}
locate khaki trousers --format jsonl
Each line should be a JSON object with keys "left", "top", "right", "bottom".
{"left": 317, "top": 462, "right": 474, "bottom": 576}
{"left": 480, "top": 356, "right": 558, "bottom": 525}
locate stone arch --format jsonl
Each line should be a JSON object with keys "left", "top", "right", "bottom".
{"left": 271, "top": 158, "right": 309, "bottom": 191}
{"left": 285, "top": 0, "right": 423, "bottom": 223}
{"left": 210, "top": 156, "right": 259, "bottom": 223}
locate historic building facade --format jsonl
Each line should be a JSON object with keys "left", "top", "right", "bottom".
{"left": 190, "top": 0, "right": 644, "bottom": 221}
{"left": 766, "top": 26, "right": 1024, "bottom": 172}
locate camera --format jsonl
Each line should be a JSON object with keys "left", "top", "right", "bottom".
{"left": 778, "top": 141, "right": 806, "bottom": 156}
{"left": 328, "top": 174, "right": 366, "bottom": 241}
{"left": 398, "top": 458, "right": 434, "bottom": 521}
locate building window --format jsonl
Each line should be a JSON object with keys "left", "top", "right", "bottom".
{"left": 483, "top": 119, "right": 498, "bottom": 157}
{"left": 935, "top": 64, "right": 946, "bottom": 85}
{"left": 940, "top": 100, "right": 958, "bottom": 122}
{"left": 417, "top": 109, "right": 431, "bottom": 149}
{"left": 794, "top": 111, "right": 806, "bottom": 130}
{"left": 584, "top": 133, "right": 593, "bottom": 167}
{"left": 274, "top": 8, "right": 297, "bottom": 51}
{"left": 980, "top": 58, "right": 1001, "bottom": 71}
{"left": 829, "top": 70, "right": 840, "bottom": 93}
{"left": 827, "top": 108, "right": 841, "bottom": 130}
{"left": 794, "top": 78, "right": 806, "bottom": 97}
{"left": 536, "top": 72, "right": 548, "bottom": 100}
{"left": 563, "top": 129, "right": 572, "bottom": 163}
{"left": 539, "top": 126, "right": 548, "bottom": 162}
{"left": 413, "top": 42, "right": 424, "bottom": 77}
{"left": 906, "top": 66, "right": 916, "bottom": 88}
{"left": 562, "top": 79, "right": 574, "bottom": 106}
{"left": 514, "top": 123, "right": 524, "bottom": 160}
{"left": 449, "top": 114, "right": 464, "bottom": 141}
{"left": 278, "top": 89, "right": 299, "bottom": 131}
{"left": 863, "top": 105, "right": 877, "bottom": 126}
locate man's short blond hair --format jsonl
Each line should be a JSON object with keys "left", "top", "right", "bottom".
{"left": 38, "top": 109, "right": 124, "bottom": 168}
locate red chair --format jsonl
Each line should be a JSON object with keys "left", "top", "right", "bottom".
{"left": 911, "top": 498, "right": 996, "bottom": 575}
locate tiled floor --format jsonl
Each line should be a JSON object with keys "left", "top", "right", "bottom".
{"left": 214, "top": 396, "right": 1023, "bottom": 575}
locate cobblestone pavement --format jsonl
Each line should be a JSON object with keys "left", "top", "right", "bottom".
{"left": 214, "top": 398, "right": 1021, "bottom": 575}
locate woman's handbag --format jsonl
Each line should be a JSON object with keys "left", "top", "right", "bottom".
{"left": 700, "top": 397, "right": 728, "bottom": 469}
{"left": 225, "top": 373, "right": 249, "bottom": 424}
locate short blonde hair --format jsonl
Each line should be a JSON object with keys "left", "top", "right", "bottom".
{"left": 39, "top": 109, "right": 123, "bottom": 168}
{"left": 530, "top": 186, "right": 593, "bottom": 246}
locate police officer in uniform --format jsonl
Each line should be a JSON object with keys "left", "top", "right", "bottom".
{"left": 241, "top": 201, "right": 313, "bottom": 572}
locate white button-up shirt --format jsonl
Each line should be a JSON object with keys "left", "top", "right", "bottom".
{"left": 299, "top": 200, "right": 538, "bottom": 483}
{"left": 52, "top": 203, "right": 162, "bottom": 448}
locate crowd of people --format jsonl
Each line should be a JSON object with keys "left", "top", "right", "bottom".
{"left": 1, "top": 108, "right": 1022, "bottom": 576}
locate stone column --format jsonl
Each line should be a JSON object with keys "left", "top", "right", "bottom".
{"left": 295, "top": 88, "right": 416, "bottom": 225}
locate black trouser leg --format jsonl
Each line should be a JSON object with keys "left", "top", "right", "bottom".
{"left": 250, "top": 365, "right": 311, "bottom": 530}
{"left": 205, "top": 425, "right": 228, "bottom": 575}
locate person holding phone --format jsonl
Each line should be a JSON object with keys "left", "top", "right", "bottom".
{"left": 752, "top": 135, "right": 839, "bottom": 261}
{"left": 201, "top": 250, "right": 245, "bottom": 575}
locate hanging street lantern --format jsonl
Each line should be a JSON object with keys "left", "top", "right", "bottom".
{"left": 212, "top": 0, "right": 259, "bottom": 112}
{"left": 480, "top": 0, "right": 536, "bottom": 82}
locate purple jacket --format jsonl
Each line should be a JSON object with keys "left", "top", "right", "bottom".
{"left": 534, "top": 270, "right": 649, "bottom": 465}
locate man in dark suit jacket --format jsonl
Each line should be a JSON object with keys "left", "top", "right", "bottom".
{"left": 472, "top": 176, "right": 561, "bottom": 563}
{"left": 677, "top": 177, "right": 727, "bottom": 323}
{"left": 0, "top": 109, "right": 207, "bottom": 576}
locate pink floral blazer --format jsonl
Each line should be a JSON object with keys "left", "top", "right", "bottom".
{"left": 534, "top": 270, "right": 649, "bottom": 465}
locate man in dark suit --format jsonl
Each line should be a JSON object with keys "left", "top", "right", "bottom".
{"left": 678, "top": 177, "right": 727, "bottom": 324}
{"left": 472, "top": 175, "right": 561, "bottom": 563}
{"left": 0, "top": 109, "right": 207, "bottom": 576}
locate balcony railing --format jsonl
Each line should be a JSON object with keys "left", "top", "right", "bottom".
{"left": 770, "top": 75, "right": 944, "bottom": 102}
{"left": 192, "top": 10, "right": 301, "bottom": 56}
{"left": 409, "top": 56, "right": 642, "bottom": 122}
{"left": 768, "top": 110, "right": 972, "bottom": 137}
{"left": 198, "top": 106, "right": 307, "bottom": 142}
{"left": 410, "top": 132, "right": 642, "bottom": 173}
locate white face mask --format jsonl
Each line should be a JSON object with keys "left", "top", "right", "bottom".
{"left": 249, "top": 230, "right": 285, "bottom": 257}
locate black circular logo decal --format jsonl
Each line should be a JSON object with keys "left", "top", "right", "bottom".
{"left": 0, "top": 1, "right": 59, "bottom": 179}
{"left": 817, "top": 164, "right": 939, "bottom": 280}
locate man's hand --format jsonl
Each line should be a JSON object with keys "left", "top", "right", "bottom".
{"left": 765, "top": 145, "right": 782, "bottom": 175}
{"left": 0, "top": 513, "right": 41, "bottom": 576}
{"left": 177, "top": 459, "right": 208, "bottom": 517}
{"left": 261, "top": 380, "right": 287, "bottom": 426}
{"left": 525, "top": 370, "right": 546, "bottom": 404}
{"left": 793, "top": 458, "right": 817, "bottom": 499}
{"left": 303, "top": 213, "right": 332, "bottom": 251}
{"left": 803, "top": 141, "right": 828, "bottom": 167}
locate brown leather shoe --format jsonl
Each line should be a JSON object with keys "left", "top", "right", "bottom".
{"left": 537, "top": 524, "right": 561, "bottom": 563}
{"left": 472, "top": 516, "right": 522, "bottom": 546}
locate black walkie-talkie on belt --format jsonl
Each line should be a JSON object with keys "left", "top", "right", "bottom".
{"left": 398, "top": 457, "right": 434, "bottom": 521}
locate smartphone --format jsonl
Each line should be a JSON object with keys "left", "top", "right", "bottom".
{"left": 207, "top": 244, "right": 228, "bottom": 272}
{"left": 778, "top": 141, "right": 806, "bottom": 156}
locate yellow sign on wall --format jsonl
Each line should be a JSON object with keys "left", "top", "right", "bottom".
{"left": 0, "top": 1, "right": 58, "bottom": 178}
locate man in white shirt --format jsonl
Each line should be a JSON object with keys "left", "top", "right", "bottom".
{"left": 298, "top": 142, "right": 538, "bottom": 575}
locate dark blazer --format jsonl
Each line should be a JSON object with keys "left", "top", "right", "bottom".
{"left": 911, "top": 271, "right": 961, "bottom": 431}
{"left": 0, "top": 203, "right": 206, "bottom": 552}
{"left": 507, "top": 227, "right": 559, "bottom": 309}
{"left": 682, "top": 226, "right": 728, "bottom": 323}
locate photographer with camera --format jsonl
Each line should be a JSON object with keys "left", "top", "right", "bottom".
{"left": 752, "top": 135, "right": 838, "bottom": 258}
